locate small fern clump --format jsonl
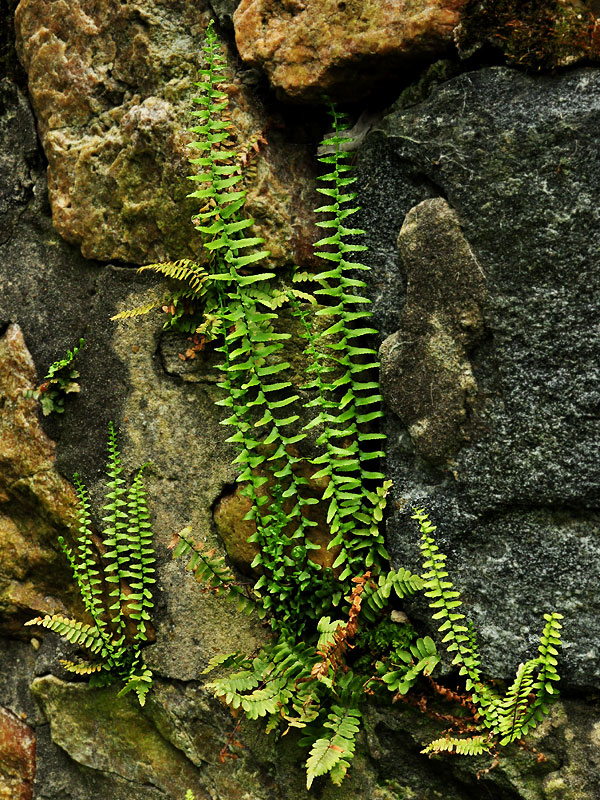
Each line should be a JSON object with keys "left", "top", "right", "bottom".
{"left": 26, "top": 338, "right": 84, "bottom": 415}
{"left": 413, "top": 508, "right": 563, "bottom": 756}
{"left": 26, "top": 423, "right": 156, "bottom": 705}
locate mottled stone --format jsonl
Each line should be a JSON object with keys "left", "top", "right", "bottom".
{"left": 14, "top": 0, "right": 315, "bottom": 266}
{"left": 380, "top": 198, "right": 485, "bottom": 465}
{"left": 0, "top": 323, "right": 81, "bottom": 631}
{"left": 366, "top": 698, "right": 600, "bottom": 800}
{"left": 0, "top": 706, "right": 35, "bottom": 800}
{"left": 456, "top": 0, "right": 600, "bottom": 69}
{"left": 0, "top": 79, "right": 39, "bottom": 244}
{"left": 356, "top": 66, "right": 600, "bottom": 687}
{"left": 31, "top": 676, "right": 205, "bottom": 798}
{"left": 233, "top": 0, "right": 467, "bottom": 102}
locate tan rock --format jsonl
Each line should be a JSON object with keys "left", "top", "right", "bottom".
{"left": 15, "top": 0, "right": 315, "bottom": 266}
{"left": 0, "top": 706, "right": 35, "bottom": 800}
{"left": 234, "top": 0, "right": 467, "bottom": 102}
{"left": 0, "top": 323, "right": 80, "bottom": 631}
{"left": 379, "top": 198, "right": 485, "bottom": 466}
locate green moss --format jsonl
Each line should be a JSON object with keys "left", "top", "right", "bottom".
{"left": 457, "top": 0, "right": 598, "bottom": 70}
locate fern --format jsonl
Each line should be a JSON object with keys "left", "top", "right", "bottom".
{"left": 292, "top": 103, "right": 388, "bottom": 582}
{"left": 25, "top": 424, "right": 156, "bottom": 705}
{"left": 25, "top": 338, "right": 84, "bottom": 415}
{"left": 412, "top": 508, "right": 563, "bottom": 755}
{"left": 305, "top": 702, "right": 362, "bottom": 789}
{"left": 169, "top": 527, "right": 258, "bottom": 616}
{"left": 108, "top": 21, "right": 567, "bottom": 785}
{"left": 361, "top": 567, "right": 424, "bottom": 623}
{"left": 421, "top": 736, "right": 492, "bottom": 757}
{"left": 378, "top": 635, "right": 440, "bottom": 696}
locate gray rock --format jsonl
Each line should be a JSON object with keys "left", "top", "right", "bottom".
{"left": 209, "top": 0, "right": 240, "bottom": 29}
{"left": 356, "top": 66, "right": 600, "bottom": 687}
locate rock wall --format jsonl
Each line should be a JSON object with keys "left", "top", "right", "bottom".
{"left": 1, "top": 1, "right": 599, "bottom": 799}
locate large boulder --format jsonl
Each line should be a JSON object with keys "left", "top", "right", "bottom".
{"left": 234, "top": 0, "right": 467, "bottom": 102}
{"left": 356, "top": 65, "right": 600, "bottom": 687}
{"left": 14, "top": 0, "right": 316, "bottom": 266}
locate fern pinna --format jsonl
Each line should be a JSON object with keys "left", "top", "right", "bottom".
{"left": 26, "top": 423, "right": 155, "bottom": 705}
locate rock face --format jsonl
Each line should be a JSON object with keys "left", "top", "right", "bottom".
{"left": 234, "top": 0, "right": 467, "bottom": 102}
{"left": 0, "top": 706, "right": 35, "bottom": 800}
{"left": 4, "top": 0, "right": 600, "bottom": 797}
{"left": 14, "top": 0, "right": 316, "bottom": 266}
{"left": 356, "top": 66, "right": 600, "bottom": 687}
{"left": 0, "top": 323, "right": 82, "bottom": 631}
{"left": 379, "top": 198, "right": 485, "bottom": 465}
{"left": 456, "top": 0, "right": 600, "bottom": 69}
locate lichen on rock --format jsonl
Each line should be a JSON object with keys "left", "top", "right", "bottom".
{"left": 379, "top": 198, "right": 485, "bottom": 466}
{"left": 14, "top": 0, "right": 315, "bottom": 266}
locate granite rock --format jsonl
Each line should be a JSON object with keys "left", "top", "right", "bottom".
{"left": 356, "top": 66, "right": 600, "bottom": 687}
{"left": 379, "top": 198, "right": 485, "bottom": 465}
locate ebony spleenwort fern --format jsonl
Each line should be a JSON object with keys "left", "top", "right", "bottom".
{"left": 413, "top": 508, "right": 563, "bottom": 756}
{"left": 26, "top": 423, "right": 155, "bottom": 705}
{"left": 293, "top": 104, "right": 388, "bottom": 582}
{"left": 111, "top": 19, "right": 564, "bottom": 787}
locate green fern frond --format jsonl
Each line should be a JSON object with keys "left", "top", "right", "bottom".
{"left": 305, "top": 704, "right": 361, "bottom": 789}
{"left": 170, "top": 527, "right": 258, "bottom": 616}
{"left": 378, "top": 636, "right": 440, "bottom": 696}
{"left": 117, "top": 663, "right": 154, "bottom": 706}
{"left": 414, "top": 508, "right": 482, "bottom": 692}
{"left": 125, "top": 465, "right": 156, "bottom": 642}
{"left": 44, "top": 338, "right": 85, "bottom": 381}
{"left": 361, "top": 568, "right": 424, "bottom": 622}
{"left": 101, "top": 421, "right": 131, "bottom": 642}
{"left": 421, "top": 735, "right": 492, "bottom": 757}
{"left": 26, "top": 425, "right": 155, "bottom": 705}
{"left": 292, "top": 107, "right": 389, "bottom": 581}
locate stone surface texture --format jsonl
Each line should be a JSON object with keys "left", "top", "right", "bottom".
{"left": 14, "top": 0, "right": 317, "bottom": 266}
{"left": 0, "top": 706, "right": 35, "bottom": 800}
{"left": 0, "top": 322, "right": 81, "bottom": 631}
{"left": 379, "top": 198, "right": 485, "bottom": 465}
{"left": 456, "top": 0, "right": 600, "bottom": 69}
{"left": 356, "top": 66, "right": 600, "bottom": 687}
{"left": 234, "top": 0, "right": 467, "bottom": 102}
{"left": 2, "top": 0, "right": 600, "bottom": 798}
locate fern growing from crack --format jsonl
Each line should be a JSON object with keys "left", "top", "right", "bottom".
{"left": 25, "top": 423, "right": 155, "bottom": 705}
{"left": 413, "top": 507, "right": 563, "bottom": 755}
{"left": 25, "top": 338, "right": 84, "bottom": 416}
